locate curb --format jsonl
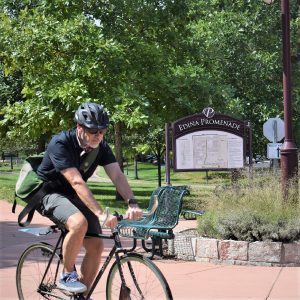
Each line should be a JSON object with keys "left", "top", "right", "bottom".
{"left": 168, "top": 230, "right": 300, "bottom": 266}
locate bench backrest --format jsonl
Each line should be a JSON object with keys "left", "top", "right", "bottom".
{"left": 147, "top": 186, "right": 165, "bottom": 211}
{"left": 117, "top": 185, "right": 190, "bottom": 240}
{"left": 153, "top": 186, "right": 189, "bottom": 229}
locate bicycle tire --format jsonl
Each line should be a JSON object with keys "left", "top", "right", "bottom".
{"left": 16, "top": 243, "right": 67, "bottom": 300}
{"left": 106, "top": 253, "right": 173, "bottom": 300}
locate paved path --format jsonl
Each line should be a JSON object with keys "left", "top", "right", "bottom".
{"left": 1, "top": 200, "right": 299, "bottom": 299}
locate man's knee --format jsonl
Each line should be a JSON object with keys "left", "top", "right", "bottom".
{"left": 65, "top": 212, "right": 88, "bottom": 234}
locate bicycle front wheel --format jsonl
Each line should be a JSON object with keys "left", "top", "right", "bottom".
{"left": 106, "top": 253, "right": 173, "bottom": 300}
{"left": 16, "top": 243, "right": 65, "bottom": 300}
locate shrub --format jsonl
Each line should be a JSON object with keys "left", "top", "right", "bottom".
{"left": 197, "top": 177, "right": 300, "bottom": 242}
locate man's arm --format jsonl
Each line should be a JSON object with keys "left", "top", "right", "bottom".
{"left": 60, "top": 167, "right": 103, "bottom": 218}
{"left": 104, "top": 162, "right": 142, "bottom": 219}
{"left": 103, "top": 162, "right": 135, "bottom": 202}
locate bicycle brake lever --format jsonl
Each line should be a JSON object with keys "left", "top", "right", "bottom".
{"left": 113, "top": 211, "right": 123, "bottom": 222}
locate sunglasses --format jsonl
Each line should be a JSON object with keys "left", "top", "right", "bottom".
{"left": 85, "top": 127, "right": 107, "bottom": 135}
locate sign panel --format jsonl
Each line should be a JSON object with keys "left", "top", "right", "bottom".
{"left": 171, "top": 108, "right": 246, "bottom": 171}
{"left": 173, "top": 110, "right": 245, "bottom": 139}
{"left": 175, "top": 130, "right": 244, "bottom": 170}
{"left": 263, "top": 117, "right": 284, "bottom": 142}
{"left": 267, "top": 143, "right": 282, "bottom": 159}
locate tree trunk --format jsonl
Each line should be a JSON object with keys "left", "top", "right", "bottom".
{"left": 114, "top": 122, "right": 124, "bottom": 171}
{"left": 157, "top": 152, "right": 162, "bottom": 187}
{"left": 134, "top": 155, "right": 139, "bottom": 179}
{"left": 154, "top": 140, "right": 164, "bottom": 187}
{"left": 114, "top": 122, "right": 124, "bottom": 201}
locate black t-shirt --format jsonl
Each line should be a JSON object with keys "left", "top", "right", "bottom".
{"left": 37, "top": 128, "right": 116, "bottom": 195}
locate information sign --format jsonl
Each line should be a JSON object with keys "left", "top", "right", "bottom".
{"left": 171, "top": 108, "right": 248, "bottom": 172}
{"left": 267, "top": 143, "right": 282, "bottom": 159}
{"left": 175, "top": 130, "right": 244, "bottom": 170}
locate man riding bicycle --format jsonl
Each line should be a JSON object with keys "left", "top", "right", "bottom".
{"left": 36, "top": 102, "right": 142, "bottom": 297}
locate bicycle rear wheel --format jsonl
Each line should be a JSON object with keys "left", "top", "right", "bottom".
{"left": 106, "top": 253, "right": 173, "bottom": 300}
{"left": 16, "top": 243, "right": 66, "bottom": 300}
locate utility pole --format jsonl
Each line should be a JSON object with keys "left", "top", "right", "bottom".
{"left": 279, "top": 0, "right": 298, "bottom": 200}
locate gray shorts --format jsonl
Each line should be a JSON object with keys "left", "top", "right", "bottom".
{"left": 38, "top": 193, "right": 102, "bottom": 235}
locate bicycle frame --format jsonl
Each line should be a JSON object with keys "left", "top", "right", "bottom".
{"left": 38, "top": 233, "right": 65, "bottom": 298}
{"left": 85, "top": 230, "right": 127, "bottom": 300}
{"left": 37, "top": 227, "right": 134, "bottom": 300}
{"left": 30, "top": 200, "right": 161, "bottom": 299}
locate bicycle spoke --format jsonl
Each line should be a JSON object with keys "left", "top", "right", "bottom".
{"left": 16, "top": 243, "right": 68, "bottom": 300}
{"left": 106, "top": 254, "right": 172, "bottom": 300}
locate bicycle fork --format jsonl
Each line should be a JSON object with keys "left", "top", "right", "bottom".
{"left": 113, "top": 231, "right": 145, "bottom": 300}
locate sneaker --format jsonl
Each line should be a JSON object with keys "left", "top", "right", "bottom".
{"left": 57, "top": 271, "right": 87, "bottom": 294}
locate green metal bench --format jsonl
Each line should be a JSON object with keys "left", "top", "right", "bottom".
{"left": 117, "top": 185, "right": 190, "bottom": 259}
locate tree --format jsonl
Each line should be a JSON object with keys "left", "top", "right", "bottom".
{"left": 0, "top": 0, "right": 182, "bottom": 149}
{"left": 181, "top": 0, "right": 299, "bottom": 155}
{"left": 0, "top": 0, "right": 299, "bottom": 166}
{"left": 0, "top": 1, "right": 143, "bottom": 141}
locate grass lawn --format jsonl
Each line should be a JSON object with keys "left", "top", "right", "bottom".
{"left": 94, "top": 161, "right": 233, "bottom": 212}
{"left": 0, "top": 172, "right": 19, "bottom": 202}
{"left": 0, "top": 161, "right": 232, "bottom": 213}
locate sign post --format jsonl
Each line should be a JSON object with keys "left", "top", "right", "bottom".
{"left": 263, "top": 118, "right": 285, "bottom": 174}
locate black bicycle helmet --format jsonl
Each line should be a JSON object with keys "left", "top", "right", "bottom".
{"left": 74, "top": 103, "right": 109, "bottom": 129}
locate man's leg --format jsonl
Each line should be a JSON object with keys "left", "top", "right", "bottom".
{"left": 40, "top": 193, "right": 88, "bottom": 293}
{"left": 81, "top": 237, "right": 104, "bottom": 293}
{"left": 63, "top": 212, "right": 88, "bottom": 273}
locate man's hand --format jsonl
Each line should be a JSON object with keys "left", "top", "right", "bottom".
{"left": 125, "top": 205, "right": 143, "bottom": 220}
{"left": 99, "top": 213, "right": 118, "bottom": 229}
{"left": 105, "top": 214, "right": 118, "bottom": 229}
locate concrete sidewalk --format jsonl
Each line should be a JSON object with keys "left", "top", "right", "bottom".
{"left": 0, "top": 199, "right": 299, "bottom": 299}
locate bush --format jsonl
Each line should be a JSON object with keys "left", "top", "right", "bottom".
{"left": 197, "top": 177, "right": 300, "bottom": 242}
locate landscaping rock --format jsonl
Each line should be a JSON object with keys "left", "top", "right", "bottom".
{"left": 218, "top": 240, "right": 248, "bottom": 261}
{"left": 283, "top": 242, "right": 300, "bottom": 264}
{"left": 248, "top": 241, "right": 282, "bottom": 263}
{"left": 195, "top": 238, "right": 219, "bottom": 259}
{"left": 171, "top": 230, "right": 299, "bottom": 266}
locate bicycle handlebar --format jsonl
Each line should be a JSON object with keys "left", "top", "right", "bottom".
{"left": 100, "top": 195, "right": 158, "bottom": 229}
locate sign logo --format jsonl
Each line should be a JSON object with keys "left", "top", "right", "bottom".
{"left": 202, "top": 107, "right": 215, "bottom": 119}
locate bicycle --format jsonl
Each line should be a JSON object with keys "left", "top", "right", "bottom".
{"left": 16, "top": 205, "right": 173, "bottom": 300}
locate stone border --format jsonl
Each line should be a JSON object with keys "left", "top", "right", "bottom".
{"left": 168, "top": 232, "right": 300, "bottom": 266}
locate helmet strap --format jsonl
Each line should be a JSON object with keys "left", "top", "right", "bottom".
{"left": 76, "top": 126, "right": 88, "bottom": 148}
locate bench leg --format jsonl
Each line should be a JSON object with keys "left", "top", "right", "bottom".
{"left": 141, "top": 238, "right": 152, "bottom": 252}
{"left": 147, "top": 237, "right": 156, "bottom": 260}
{"left": 158, "top": 238, "right": 164, "bottom": 257}
{"left": 147, "top": 238, "right": 164, "bottom": 259}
